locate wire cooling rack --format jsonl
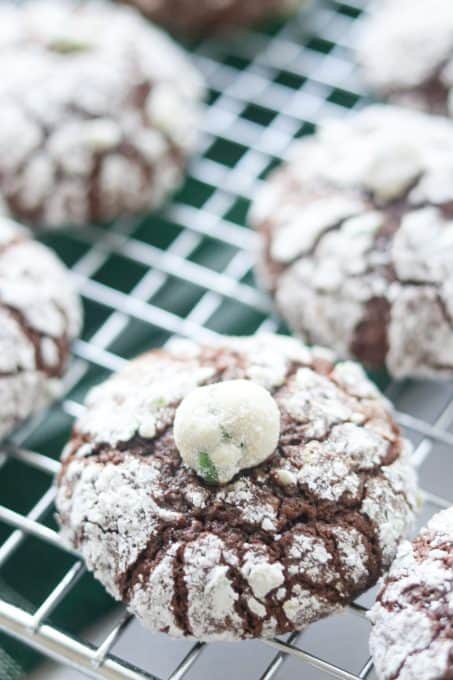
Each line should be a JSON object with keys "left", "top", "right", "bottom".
{"left": 1, "top": 1, "right": 453, "bottom": 678}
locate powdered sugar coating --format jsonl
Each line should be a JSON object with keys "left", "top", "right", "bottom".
{"left": 252, "top": 106, "right": 453, "bottom": 379}
{"left": 119, "top": 0, "right": 308, "bottom": 35}
{"left": 358, "top": 0, "right": 453, "bottom": 115}
{"left": 56, "top": 333, "right": 417, "bottom": 640}
{"left": 0, "top": 217, "right": 82, "bottom": 439}
{"left": 369, "top": 508, "right": 453, "bottom": 679}
{"left": 0, "top": 0, "right": 204, "bottom": 228}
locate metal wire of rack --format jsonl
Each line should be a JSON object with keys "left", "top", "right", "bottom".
{"left": 1, "top": 1, "right": 453, "bottom": 678}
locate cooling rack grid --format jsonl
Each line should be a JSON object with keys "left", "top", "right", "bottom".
{"left": 1, "top": 0, "right": 453, "bottom": 678}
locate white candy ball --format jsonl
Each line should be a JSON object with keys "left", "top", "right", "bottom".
{"left": 173, "top": 379, "right": 281, "bottom": 485}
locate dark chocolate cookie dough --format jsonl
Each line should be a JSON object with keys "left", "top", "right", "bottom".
{"left": 251, "top": 106, "right": 453, "bottom": 380}
{"left": 369, "top": 508, "right": 453, "bottom": 680}
{"left": 56, "top": 334, "right": 417, "bottom": 640}
{"left": 119, "top": 0, "right": 306, "bottom": 35}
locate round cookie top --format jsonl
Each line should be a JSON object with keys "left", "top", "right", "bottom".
{"left": 358, "top": 0, "right": 453, "bottom": 115}
{"left": 0, "top": 217, "right": 82, "bottom": 439}
{"left": 251, "top": 105, "right": 453, "bottom": 379}
{"left": 119, "top": 0, "right": 306, "bottom": 35}
{"left": 56, "top": 333, "right": 417, "bottom": 641}
{"left": 369, "top": 508, "right": 453, "bottom": 680}
{"left": 0, "top": 0, "right": 204, "bottom": 228}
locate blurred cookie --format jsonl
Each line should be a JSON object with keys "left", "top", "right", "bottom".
{"left": 358, "top": 0, "right": 453, "bottom": 114}
{"left": 251, "top": 106, "right": 453, "bottom": 380}
{"left": 119, "top": 0, "right": 306, "bottom": 35}
{"left": 369, "top": 508, "right": 453, "bottom": 680}
{"left": 56, "top": 333, "right": 417, "bottom": 640}
{"left": 0, "top": 0, "right": 204, "bottom": 228}
{"left": 0, "top": 217, "right": 82, "bottom": 439}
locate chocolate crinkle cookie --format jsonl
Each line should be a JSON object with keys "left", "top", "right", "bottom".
{"left": 0, "top": 0, "right": 204, "bottom": 229}
{"left": 251, "top": 106, "right": 453, "bottom": 380}
{"left": 358, "top": 0, "right": 453, "bottom": 115}
{"left": 119, "top": 0, "right": 307, "bottom": 35}
{"left": 369, "top": 508, "right": 453, "bottom": 680}
{"left": 56, "top": 333, "right": 418, "bottom": 641}
{"left": 0, "top": 217, "right": 82, "bottom": 440}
